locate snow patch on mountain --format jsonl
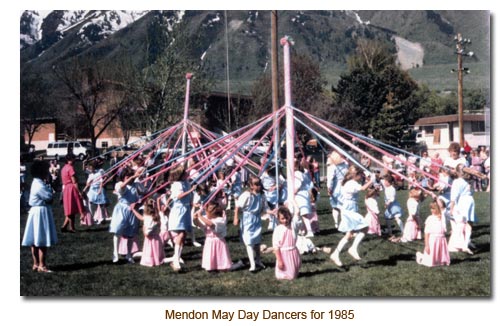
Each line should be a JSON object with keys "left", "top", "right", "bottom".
{"left": 203, "top": 12, "right": 222, "bottom": 28}
{"left": 57, "top": 10, "right": 90, "bottom": 32}
{"left": 345, "top": 10, "right": 370, "bottom": 25}
{"left": 77, "top": 11, "right": 149, "bottom": 44}
{"left": 20, "top": 10, "right": 52, "bottom": 49}
{"left": 394, "top": 36, "right": 424, "bottom": 70}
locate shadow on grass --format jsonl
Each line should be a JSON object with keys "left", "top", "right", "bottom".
{"left": 299, "top": 267, "right": 345, "bottom": 278}
{"left": 360, "top": 253, "right": 416, "bottom": 268}
{"left": 471, "top": 224, "right": 491, "bottom": 239}
{"left": 52, "top": 259, "right": 119, "bottom": 272}
{"left": 77, "top": 226, "right": 110, "bottom": 233}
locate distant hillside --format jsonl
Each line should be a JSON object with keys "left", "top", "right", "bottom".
{"left": 21, "top": 10, "right": 490, "bottom": 94}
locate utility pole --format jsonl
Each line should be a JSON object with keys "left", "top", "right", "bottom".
{"left": 452, "top": 33, "right": 473, "bottom": 147}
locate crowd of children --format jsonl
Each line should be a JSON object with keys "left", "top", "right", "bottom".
{"left": 21, "top": 140, "right": 483, "bottom": 279}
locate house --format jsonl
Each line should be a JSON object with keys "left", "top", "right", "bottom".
{"left": 413, "top": 110, "right": 490, "bottom": 156}
{"left": 23, "top": 91, "right": 253, "bottom": 155}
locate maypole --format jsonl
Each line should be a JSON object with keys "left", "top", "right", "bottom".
{"left": 181, "top": 73, "right": 192, "bottom": 156}
{"left": 271, "top": 10, "right": 280, "bottom": 206}
{"left": 281, "top": 36, "right": 295, "bottom": 209}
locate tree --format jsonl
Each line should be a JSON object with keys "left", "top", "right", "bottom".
{"left": 52, "top": 57, "right": 127, "bottom": 155}
{"left": 127, "top": 14, "right": 211, "bottom": 134}
{"left": 20, "top": 71, "right": 54, "bottom": 147}
{"left": 249, "top": 53, "right": 331, "bottom": 124}
{"left": 332, "top": 39, "right": 419, "bottom": 147}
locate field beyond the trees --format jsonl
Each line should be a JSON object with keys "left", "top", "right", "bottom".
{"left": 20, "top": 162, "right": 491, "bottom": 296}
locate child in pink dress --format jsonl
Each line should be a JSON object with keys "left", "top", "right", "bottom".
{"left": 273, "top": 206, "right": 301, "bottom": 280}
{"left": 394, "top": 189, "right": 423, "bottom": 243}
{"left": 416, "top": 201, "right": 450, "bottom": 267}
{"left": 131, "top": 199, "right": 165, "bottom": 267}
{"left": 364, "top": 187, "right": 381, "bottom": 236}
{"left": 193, "top": 201, "right": 233, "bottom": 271}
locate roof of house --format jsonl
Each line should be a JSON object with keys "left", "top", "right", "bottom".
{"left": 414, "top": 114, "right": 486, "bottom": 126}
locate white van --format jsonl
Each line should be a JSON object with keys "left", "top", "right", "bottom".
{"left": 46, "top": 141, "right": 92, "bottom": 161}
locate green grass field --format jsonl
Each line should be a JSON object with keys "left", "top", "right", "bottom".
{"left": 19, "top": 161, "right": 491, "bottom": 297}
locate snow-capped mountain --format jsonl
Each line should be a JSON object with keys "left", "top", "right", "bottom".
{"left": 20, "top": 10, "right": 52, "bottom": 49}
{"left": 20, "top": 10, "right": 489, "bottom": 95}
{"left": 20, "top": 10, "right": 149, "bottom": 50}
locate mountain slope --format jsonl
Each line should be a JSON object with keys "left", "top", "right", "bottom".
{"left": 20, "top": 10, "right": 490, "bottom": 93}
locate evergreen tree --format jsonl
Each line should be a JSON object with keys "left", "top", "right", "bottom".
{"left": 332, "top": 39, "right": 419, "bottom": 147}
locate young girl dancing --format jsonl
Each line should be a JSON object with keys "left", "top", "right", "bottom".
{"left": 166, "top": 165, "right": 197, "bottom": 271}
{"left": 131, "top": 199, "right": 164, "bottom": 267}
{"left": 273, "top": 206, "right": 301, "bottom": 280}
{"left": 193, "top": 201, "right": 235, "bottom": 272}
{"left": 330, "top": 167, "right": 373, "bottom": 266}
{"left": 234, "top": 176, "right": 270, "bottom": 272}
{"left": 364, "top": 187, "right": 381, "bottom": 236}
{"left": 21, "top": 160, "right": 58, "bottom": 272}
{"left": 382, "top": 174, "right": 404, "bottom": 240}
{"left": 83, "top": 160, "right": 109, "bottom": 224}
{"left": 416, "top": 201, "right": 450, "bottom": 267}
{"left": 448, "top": 164, "right": 475, "bottom": 254}
{"left": 109, "top": 166, "right": 144, "bottom": 263}
{"left": 397, "top": 188, "right": 424, "bottom": 243}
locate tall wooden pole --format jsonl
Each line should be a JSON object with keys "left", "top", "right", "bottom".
{"left": 181, "top": 73, "right": 192, "bottom": 156}
{"left": 271, "top": 11, "right": 279, "bottom": 115}
{"left": 457, "top": 33, "right": 464, "bottom": 147}
{"left": 281, "top": 36, "right": 295, "bottom": 209}
{"left": 271, "top": 11, "right": 280, "bottom": 196}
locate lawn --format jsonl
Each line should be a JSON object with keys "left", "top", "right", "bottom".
{"left": 19, "top": 160, "right": 491, "bottom": 296}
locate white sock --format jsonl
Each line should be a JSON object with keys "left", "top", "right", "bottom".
{"left": 332, "top": 209, "right": 339, "bottom": 227}
{"left": 465, "top": 223, "right": 472, "bottom": 249}
{"left": 350, "top": 232, "right": 365, "bottom": 253}
{"left": 112, "top": 235, "right": 119, "bottom": 258}
{"left": 246, "top": 245, "right": 256, "bottom": 270}
{"left": 335, "top": 236, "right": 349, "bottom": 254}
{"left": 303, "top": 215, "right": 313, "bottom": 234}
{"left": 173, "top": 244, "right": 183, "bottom": 266}
{"left": 395, "top": 216, "right": 404, "bottom": 232}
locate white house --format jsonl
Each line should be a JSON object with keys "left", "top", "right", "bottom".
{"left": 413, "top": 112, "right": 490, "bottom": 157}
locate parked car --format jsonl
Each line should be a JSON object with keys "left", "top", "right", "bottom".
{"left": 242, "top": 139, "right": 271, "bottom": 155}
{"left": 46, "top": 141, "right": 92, "bottom": 161}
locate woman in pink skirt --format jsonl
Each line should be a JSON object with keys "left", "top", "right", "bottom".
{"left": 273, "top": 206, "right": 301, "bottom": 280}
{"left": 60, "top": 154, "right": 84, "bottom": 233}
{"left": 416, "top": 201, "right": 450, "bottom": 267}
{"left": 193, "top": 201, "right": 233, "bottom": 271}
{"left": 131, "top": 199, "right": 164, "bottom": 267}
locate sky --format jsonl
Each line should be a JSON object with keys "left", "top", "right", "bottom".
{"left": 4, "top": 1, "right": 498, "bottom": 325}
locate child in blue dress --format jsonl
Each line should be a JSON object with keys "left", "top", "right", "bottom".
{"left": 109, "top": 166, "right": 144, "bottom": 263}
{"left": 21, "top": 160, "right": 58, "bottom": 272}
{"left": 166, "top": 165, "right": 197, "bottom": 271}
{"left": 234, "top": 176, "right": 272, "bottom": 272}
{"left": 382, "top": 174, "right": 404, "bottom": 240}
{"left": 83, "top": 160, "right": 109, "bottom": 224}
